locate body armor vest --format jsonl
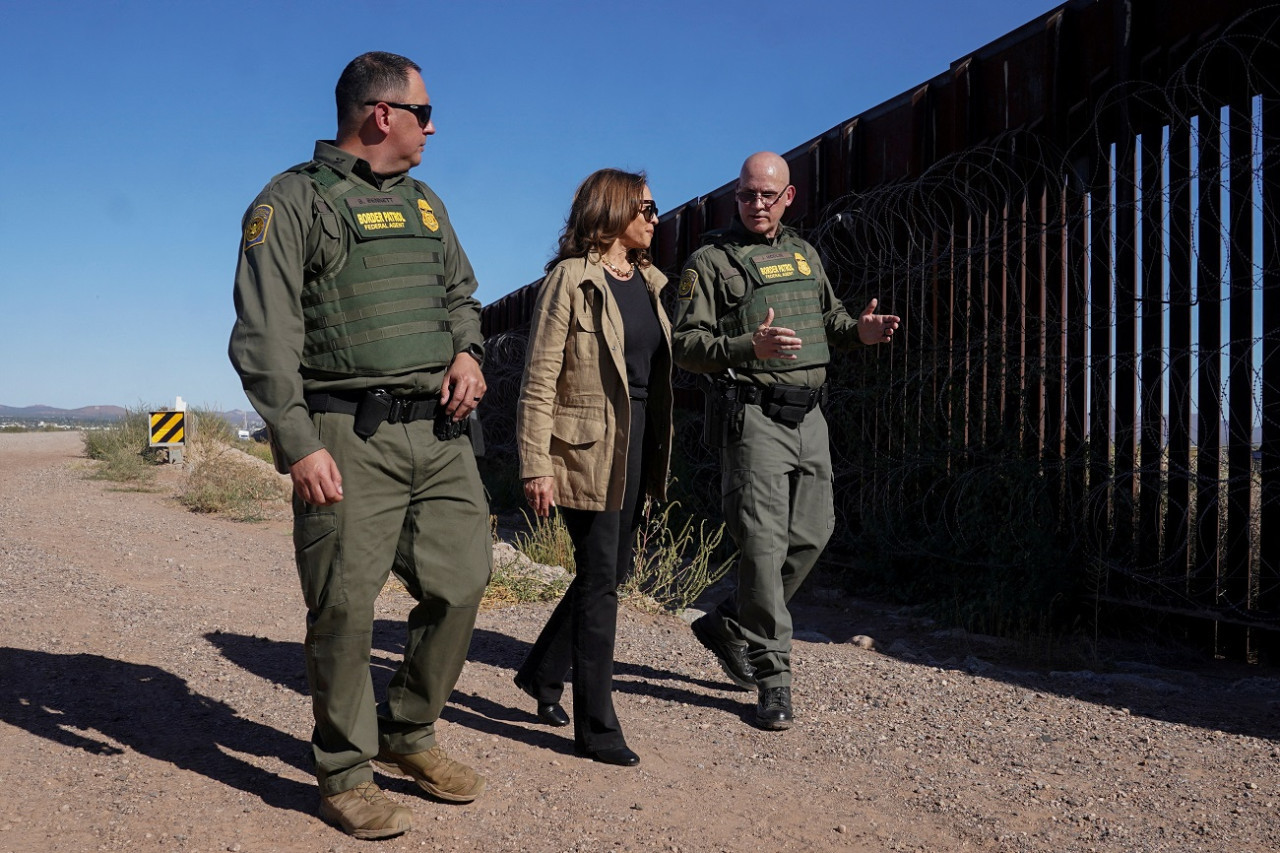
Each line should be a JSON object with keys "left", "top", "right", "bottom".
{"left": 294, "top": 163, "right": 454, "bottom": 377}
{"left": 710, "top": 236, "right": 830, "bottom": 373}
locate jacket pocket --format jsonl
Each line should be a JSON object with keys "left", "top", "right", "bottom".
{"left": 721, "top": 467, "right": 754, "bottom": 544}
{"left": 723, "top": 272, "right": 747, "bottom": 302}
{"left": 574, "top": 330, "right": 601, "bottom": 363}
{"left": 572, "top": 290, "right": 602, "bottom": 360}
{"left": 551, "top": 398, "right": 605, "bottom": 445}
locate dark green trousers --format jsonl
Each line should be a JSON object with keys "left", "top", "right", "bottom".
{"left": 294, "top": 411, "right": 491, "bottom": 795}
{"left": 708, "top": 403, "right": 834, "bottom": 688}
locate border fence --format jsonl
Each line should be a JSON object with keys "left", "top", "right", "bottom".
{"left": 481, "top": 0, "right": 1279, "bottom": 662}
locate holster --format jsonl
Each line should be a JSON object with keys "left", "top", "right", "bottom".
{"left": 466, "top": 410, "right": 486, "bottom": 457}
{"left": 353, "top": 388, "right": 394, "bottom": 439}
{"left": 700, "top": 375, "right": 743, "bottom": 449}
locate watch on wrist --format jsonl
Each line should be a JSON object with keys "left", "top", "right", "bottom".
{"left": 462, "top": 342, "right": 485, "bottom": 367}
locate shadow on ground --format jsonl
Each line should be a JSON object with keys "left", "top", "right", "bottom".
{"left": 0, "top": 647, "right": 314, "bottom": 815}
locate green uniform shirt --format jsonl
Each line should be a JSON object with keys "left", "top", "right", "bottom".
{"left": 229, "top": 140, "right": 484, "bottom": 468}
{"left": 671, "top": 220, "right": 863, "bottom": 387}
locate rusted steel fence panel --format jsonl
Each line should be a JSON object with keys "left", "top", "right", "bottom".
{"left": 1262, "top": 95, "right": 1280, "bottom": 658}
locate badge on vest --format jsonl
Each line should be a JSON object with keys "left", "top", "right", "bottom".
{"left": 794, "top": 253, "right": 812, "bottom": 276}
{"left": 243, "top": 204, "right": 273, "bottom": 251}
{"left": 346, "top": 195, "right": 410, "bottom": 237}
{"left": 418, "top": 199, "right": 440, "bottom": 232}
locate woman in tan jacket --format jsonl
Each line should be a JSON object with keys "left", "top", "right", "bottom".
{"left": 513, "top": 169, "right": 673, "bottom": 766}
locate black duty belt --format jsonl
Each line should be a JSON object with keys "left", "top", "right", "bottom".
{"left": 737, "top": 382, "right": 826, "bottom": 411}
{"left": 305, "top": 389, "right": 439, "bottom": 424}
{"left": 737, "top": 382, "right": 827, "bottom": 428}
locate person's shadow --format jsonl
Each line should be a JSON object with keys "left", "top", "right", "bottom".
{"left": 203, "top": 617, "right": 757, "bottom": 762}
{"left": 0, "top": 647, "right": 314, "bottom": 815}
{"left": 210, "top": 622, "right": 571, "bottom": 751}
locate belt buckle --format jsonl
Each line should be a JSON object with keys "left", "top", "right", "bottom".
{"left": 386, "top": 397, "right": 405, "bottom": 424}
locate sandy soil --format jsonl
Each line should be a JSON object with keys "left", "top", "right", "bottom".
{"left": 1, "top": 430, "right": 1278, "bottom": 853}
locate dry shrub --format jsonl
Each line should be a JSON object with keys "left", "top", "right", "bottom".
{"left": 512, "top": 511, "right": 576, "bottom": 573}
{"left": 179, "top": 440, "right": 290, "bottom": 521}
{"left": 483, "top": 541, "right": 570, "bottom": 609}
{"left": 623, "top": 500, "right": 735, "bottom": 613}
{"left": 508, "top": 499, "right": 735, "bottom": 614}
{"left": 82, "top": 407, "right": 158, "bottom": 489}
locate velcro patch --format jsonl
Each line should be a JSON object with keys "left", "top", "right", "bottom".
{"left": 347, "top": 196, "right": 410, "bottom": 236}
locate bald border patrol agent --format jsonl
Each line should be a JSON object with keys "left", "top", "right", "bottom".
{"left": 229, "top": 52, "right": 490, "bottom": 840}
{"left": 673, "top": 152, "right": 899, "bottom": 731}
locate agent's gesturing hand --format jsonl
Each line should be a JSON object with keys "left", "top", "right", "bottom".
{"left": 752, "top": 308, "right": 802, "bottom": 360}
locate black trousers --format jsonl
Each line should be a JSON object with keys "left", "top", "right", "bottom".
{"left": 515, "top": 400, "right": 647, "bottom": 751}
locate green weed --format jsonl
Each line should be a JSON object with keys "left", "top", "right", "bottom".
{"left": 512, "top": 511, "right": 576, "bottom": 572}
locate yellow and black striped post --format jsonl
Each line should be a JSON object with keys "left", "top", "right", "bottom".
{"left": 149, "top": 411, "right": 186, "bottom": 447}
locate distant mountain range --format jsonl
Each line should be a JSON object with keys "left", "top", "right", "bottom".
{"left": 0, "top": 404, "right": 128, "bottom": 420}
{"left": 0, "top": 404, "right": 262, "bottom": 429}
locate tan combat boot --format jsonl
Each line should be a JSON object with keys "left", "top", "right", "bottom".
{"left": 319, "top": 781, "right": 412, "bottom": 839}
{"left": 374, "top": 745, "right": 486, "bottom": 803}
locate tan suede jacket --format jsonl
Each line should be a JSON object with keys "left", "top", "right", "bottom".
{"left": 516, "top": 254, "right": 673, "bottom": 512}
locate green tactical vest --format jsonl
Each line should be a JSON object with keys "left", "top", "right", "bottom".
{"left": 708, "top": 234, "right": 830, "bottom": 373}
{"left": 293, "top": 163, "right": 454, "bottom": 377}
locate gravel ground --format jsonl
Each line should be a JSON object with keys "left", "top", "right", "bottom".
{"left": 1, "top": 430, "right": 1279, "bottom": 853}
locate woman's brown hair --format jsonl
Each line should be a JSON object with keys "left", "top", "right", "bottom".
{"left": 545, "top": 169, "right": 651, "bottom": 274}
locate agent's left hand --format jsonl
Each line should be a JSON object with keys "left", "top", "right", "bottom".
{"left": 857, "top": 298, "right": 901, "bottom": 345}
{"left": 441, "top": 350, "right": 486, "bottom": 420}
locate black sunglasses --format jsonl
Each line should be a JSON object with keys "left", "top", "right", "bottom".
{"left": 365, "top": 101, "right": 433, "bottom": 127}
{"left": 637, "top": 200, "right": 659, "bottom": 222}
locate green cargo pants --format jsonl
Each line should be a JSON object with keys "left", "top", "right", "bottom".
{"left": 710, "top": 402, "right": 835, "bottom": 688}
{"left": 294, "top": 410, "right": 491, "bottom": 795}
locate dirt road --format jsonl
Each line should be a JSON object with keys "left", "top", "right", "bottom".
{"left": 1, "top": 431, "right": 1278, "bottom": 852}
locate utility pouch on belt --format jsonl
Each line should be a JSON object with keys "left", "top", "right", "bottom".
{"left": 762, "top": 384, "right": 815, "bottom": 428}
{"left": 738, "top": 382, "right": 827, "bottom": 429}
{"left": 433, "top": 407, "right": 468, "bottom": 442}
{"left": 353, "top": 388, "right": 394, "bottom": 440}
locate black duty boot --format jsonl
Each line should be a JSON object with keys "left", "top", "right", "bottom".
{"left": 690, "top": 614, "right": 755, "bottom": 690}
{"left": 755, "top": 686, "right": 794, "bottom": 730}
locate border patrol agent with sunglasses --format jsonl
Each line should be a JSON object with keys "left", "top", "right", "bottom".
{"left": 672, "top": 151, "right": 899, "bottom": 731}
{"left": 229, "top": 52, "right": 489, "bottom": 840}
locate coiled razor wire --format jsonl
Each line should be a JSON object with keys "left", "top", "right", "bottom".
{"left": 809, "top": 5, "right": 1278, "bottom": 627}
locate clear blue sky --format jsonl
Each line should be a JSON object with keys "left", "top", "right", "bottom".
{"left": 0, "top": 0, "right": 1061, "bottom": 411}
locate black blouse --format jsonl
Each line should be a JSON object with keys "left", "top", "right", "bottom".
{"left": 605, "top": 270, "right": 661, "bottom": 400}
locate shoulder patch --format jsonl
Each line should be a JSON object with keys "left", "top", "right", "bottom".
{"left": 678, "top": 268, "right": 698, "bottom": 300}
{"left": 243, "top": 204, "right": 273, "bottom": 250}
